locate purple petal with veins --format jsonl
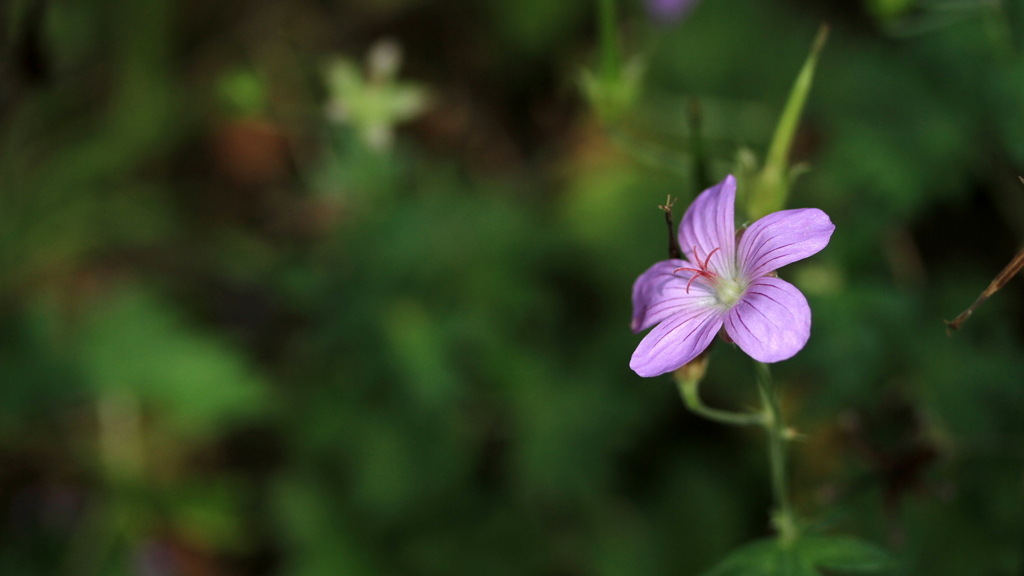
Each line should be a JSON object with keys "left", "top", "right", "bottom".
{"left": 679, "top": 174, "right": 737, "bottom": 278}
{"left": 738, "top": 208, "right": 835, "bottom": 280}
{"left": 723, "top": 277, "right": 811, "bottom": 363}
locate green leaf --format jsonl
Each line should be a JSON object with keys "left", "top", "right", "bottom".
{"left": 747, "top": 24, "right": 828, "bottom": 220}
{"left": 79, "top": 288, "right": 266, "bottom": 439}
{"left": 798, "top": 536, "right": 895, "bottom": 573}
{"left": 216, "top": 68, "right": 268, "bottom": 118}
{"left": 704, "top": 536, "right": 894, "bottom": 576}
{"left": 702, "top": 539, "right": 797, "bottom": 576}
{"left": 167, "top": 480, "right": 247, "bottom": 551}
{"left": 273, "top": 477, "right": 376, "bottom": 576}
{"left": 580, "top": 56, "right": 646, "bottom": 125}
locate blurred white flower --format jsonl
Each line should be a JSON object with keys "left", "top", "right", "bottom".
{"left": 323, "top": 38, "right": 430, "bottom": 152}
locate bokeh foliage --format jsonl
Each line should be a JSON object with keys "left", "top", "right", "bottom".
{"left": 2, "top": 0, "right": 1024, "bottom": 575}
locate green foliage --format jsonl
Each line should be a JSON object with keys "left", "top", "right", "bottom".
{"left": 745, "top": 25, "right": 828, "bottom": 220}
{"left": 4, "top": 0, "right": 1024, "bottom": 574}
{"left": 217, "top": 68, "right": 269, "bottom": 118}
{"left": 78, "top": 289, "right": 266, "bottom": 439}
{"left": 705, "top": 536, "right": 893, "bottom": 576}
{"left": 865, "top": 0, "right": 915, "bottom": 23}
{"left": 486, "top": 0, "right": 589, "bottom": 55}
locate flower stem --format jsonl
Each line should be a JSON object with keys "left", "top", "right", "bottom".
{"left": 755, "top": 361, "right": 799, "bottom": 547}
{"left": 597, "top": 0, "right": 622, "bottom": 84}
{"left": 676, "top": 377, "right": 765, "bottom": 427}
{"left": 748, "top": 24, "right": 828, "bottom": 220}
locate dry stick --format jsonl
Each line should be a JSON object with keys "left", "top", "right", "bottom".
{"left": 660, "top": 196, "right": 682, "bottom": 259}
{"left": 946, "top": 176, "right": 1024, "bottom": 334}
{"left": 945, "top": 246, "right": 1024, "bottom": 334}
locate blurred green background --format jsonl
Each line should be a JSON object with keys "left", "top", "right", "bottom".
{"left": 2, "top": 0, "right": 1024, "bottom": 574}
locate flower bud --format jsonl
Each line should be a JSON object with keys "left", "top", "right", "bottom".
{"left": 674, "top": 350, "right": 709, "bottom": 383}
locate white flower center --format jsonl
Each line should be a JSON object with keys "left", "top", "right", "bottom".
{"left": 715, "top": 276, "right": 746, "bottom": 307}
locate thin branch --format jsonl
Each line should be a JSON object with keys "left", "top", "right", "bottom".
{"left": 945, "top": 177, "right": 1024, "bottom": 334}
{"left": 659, "top": 195, "right": 682, "bottom": 259}
{"left": 945, "top": 245, "right": 1024, "bottom": 334}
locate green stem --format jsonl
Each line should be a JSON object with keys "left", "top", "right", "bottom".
{"left": 597, "top": 0, "right": 622, "bottom": 85}
{"left": 762, "top": 24, "right": 827, "bottom": 177}
{"left": 677, "top": 377, "right": 765, "bottom": 427}
{"left": 748, "top": 24, "right": 828, "bottom": 220}
{"left": 755, "top": 362, "right": 798, "bottom": 546}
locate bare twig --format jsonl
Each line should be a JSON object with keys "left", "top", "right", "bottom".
{"left": 945, "top": 246, "right": 1024, "bottom": 334}
{"left": 659, "top": 196, "right": 682, "bottom": 259}
{"left": 946, "top": 176, "right": 1024, "bottom": 334}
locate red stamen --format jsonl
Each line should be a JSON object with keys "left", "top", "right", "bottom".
{"left": 685, "top": 273, "right": 706, "bottom": 293}
{"left": 702, "top": 247, "right": 721, "bottom": 269}
{"left": 673, "top": 245, "right": 722, "bottom": 293}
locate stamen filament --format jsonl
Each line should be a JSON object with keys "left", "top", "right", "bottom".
{"left": 702, "top": 246, "right": 721, "bottom": 269}
{"left": 673, "top": 245, "right": 722, "bottom": 293}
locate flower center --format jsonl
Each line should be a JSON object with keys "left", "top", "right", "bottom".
{"left": 673, "top": 245, "right": 746, "bottom": 306}
{"left": 714, "top": 276, "right": 745, "bottom": 307}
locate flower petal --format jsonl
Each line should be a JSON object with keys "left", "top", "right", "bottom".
{"left": 723, "top": 277, "right": 811, "bottom": 363}
{"left": 679, "top": 175, "right": 737, "bottom": 278}
{"left": 632, "top": 259, "right": 681, "bottom": 333}
{"left": 630, "top": 302, "right": 724, "bottom": 377}
{"left": 737, "top": 208, "right": 834, "bottom": 280}
{"left": 631, "top": 259, "right": 719, "bottom": 333}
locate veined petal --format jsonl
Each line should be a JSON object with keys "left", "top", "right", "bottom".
{"left": 737, "top": 208, "right": 834, "bottom": 280}
{"left": 632, "top": 259, "right": 682, "bottom": 333}
{"left": 723, "top": 277, "right": 811, "bottom": 363}
{"left": 630, "top": 303, "right": 724, "bottom": 377}
{"left": 631, "top": 259, "right": 718, "bottom": 333}
{"left": 679, "top": 175, "right": 737, "bottom": 278}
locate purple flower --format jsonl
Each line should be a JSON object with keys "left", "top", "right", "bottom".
{"left": 646, "top": 0, "right": 699, "bottom": 23}
{"left": 630, "top": 175, "right": 835, "bottom": 377}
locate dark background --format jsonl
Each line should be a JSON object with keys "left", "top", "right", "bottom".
{"left": 2, "top": 0, "right": 1024, "bottom": 574}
